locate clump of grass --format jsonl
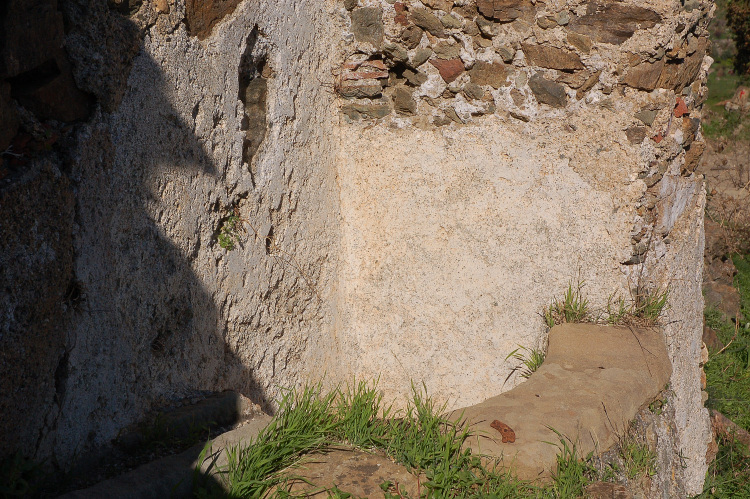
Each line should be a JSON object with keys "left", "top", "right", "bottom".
{"left": 544, "top": 280, "right": 668, "bottom": 329}
{"left": 220, "top": 385, "right": 338, "bottom": 497}
{"left": 544, "top": 281, "right": 591, "bottom": 328}
{"left": 633, "top": 287, "right": 669, "bottom": 324}
{"left": 197, "top": 381, "right": 598, "bottom": 498}
{"left": 699, "top": 435, "right": 750, "bottom": 498}
{"left": 544, "top": 429, "right": 596, "bottom": 499}
{"left": 604, "top": 287, "right": 669, "bottom": 327}
{"left": 333, "top": 378, "right": 392, "bottom": 450}
{"left": 702, "top": 254, "right": 750, "bottom": 497}
{"left": 505, "top": 345, "right": 546, "bottom": 381}
{"left": 619, "top": 437, "right": 656, "bottom": 480}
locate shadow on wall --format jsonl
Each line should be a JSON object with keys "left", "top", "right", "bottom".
{"left": 0, "top": 0, "right": 271, "bottom": 473}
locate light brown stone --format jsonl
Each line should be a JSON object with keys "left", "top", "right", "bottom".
{"left": 401, "top": 25, "right": 424, "bottom": 49}
{"left": 528, "top": 73, "right": 568, "bottom": 108}
{"left": 468, "top": 61, "right": 507, "bottom": 88}
{"left": 567, "top": 2, "right": 661, "bottom": 45}
{"left": 339, "top": 80, "right": 383, "bottom": 99}
{"left": 433, "top": 41, "right": 461, "bottom": 60}
{"left": 522, "top": 43, "right": 584, "bottom": 71}
{"left": 341, "top": 102, "right": 392, "bottom": 120}
{"left": 351, "top": 7, "right": 384, "bottom": 48}
{"left": 393, "top": 86, "right": 417, "bottom": 115}
{"left": 585, "top": 481, "right": 633, "bottom": 499}
{"left": 422, "top": 0, "right": 453, "bottom": 12}
{"left": 566, "top": 31, "right": 593, "bottom": 54}
{"left": 626, "top": 126, "right": 647, "bottom": 144}
{"left": 477, "top": 0, "right": 535, "bottom": 23}
{"left": 452, "top": 324, "right": 672, "bottom": 480}
{"left": 280, "top": 448, "right": 420, "bottom": 498}
{"left": 186, "top": 0, "right": 243, "bottom": 39}
{"left": 410, "top": 8, "right": 446, "bottom": 37}
{"left": 575, "top": 70, "right": 601, "bottom": 98}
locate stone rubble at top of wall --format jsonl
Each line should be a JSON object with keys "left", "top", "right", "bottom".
{"left": 338, "top": 0, "right": 714, "bottom": 266}
{"left": 337, "top": 0, "right": 711, "bottom": 126}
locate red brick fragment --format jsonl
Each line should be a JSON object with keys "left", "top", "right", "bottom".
{"left": 395, "top": 13, "right": 409, "bottom": 25}
{"left": 490, "top": 420, "right": 516, "bottom": 443}
{"left": 343, "top": 70, "right": 390, "bottom": 80}
{"left": 652, "top": 132, "right": 663, "bottom": 143}
{"left": 674, "top": 97, "right": 689, "bottom": 117}
{"left": 394, "top": 2, "right": 407, "bottom": 14}
{"left": 430, "top": 58, "right": 465, "bottom": 83}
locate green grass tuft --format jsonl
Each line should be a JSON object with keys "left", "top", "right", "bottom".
{"left": 544, "top": 282, "right": 590, "bottom": 328}
{"left": 702, "top": 254, "right": 750, "bottom": 496}
{"left": 505, "top": 346, "right": 546, "bottom": 380}
{"left": 195, "top": 381, "right": 616, "bottom": 498}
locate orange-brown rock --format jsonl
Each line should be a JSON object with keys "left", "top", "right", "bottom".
{"left": 185, "top": 0, "right": 243, "bottom": 40}
{"left": 430, "top": 58, "right": 465, "bottom": 83}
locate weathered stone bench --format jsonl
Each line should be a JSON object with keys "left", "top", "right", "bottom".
{"left": 452, "top": 323, "right": 671, "bottom": 481}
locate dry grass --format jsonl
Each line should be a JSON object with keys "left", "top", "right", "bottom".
{"left": 706, "top": 192, "right": 750, "bottom": 256}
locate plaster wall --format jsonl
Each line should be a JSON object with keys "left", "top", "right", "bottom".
{"left": 0, "top": 0, "right": 714, "bottom": 493}
{"left": 30, "top": 0, "right": 342, "bottom": 464}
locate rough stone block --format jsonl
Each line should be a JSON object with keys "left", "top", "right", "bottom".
{"left": 528, "top": 72, "right": 567, "bottom": 107}
{"left": 567, "top": 2, "right": 661, "bottom": 45}
{"left": 351, "top": 7, "right": 384, "bottom": 48}
{"left": 468, "top": 61, "right": 507, "bottom": 88}
{"left": 522, "top": 43, "right": 584, "bottom": 72}
{"left": 453, "top": 324, "right": 672, "bottom": 481}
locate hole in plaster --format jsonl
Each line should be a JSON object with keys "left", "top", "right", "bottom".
{"left": 265, "top": 225, "right": 274, "bottom": 254}
{"left": 239, "top": 26, "right": 268, "bottom": 186}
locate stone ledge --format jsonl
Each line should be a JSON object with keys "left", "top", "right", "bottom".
{"left": 452, "top": 323, "right": 672, "bottom": 481}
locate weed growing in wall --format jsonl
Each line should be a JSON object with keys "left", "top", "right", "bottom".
{"left": 544, "top": 281, "right": 591, "bottom": 328}
{"left": 217, "top": 214, "right": 243, "bottom": 251}
{"left": 543, "top": 280, "right": 669, "bottom": 329}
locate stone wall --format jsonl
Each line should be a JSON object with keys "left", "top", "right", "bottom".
{"left": 0, "top": 0, "right": 714, "bottom": 494}
{"left": 332, "top": 0, "right": 714, "bottom": 494}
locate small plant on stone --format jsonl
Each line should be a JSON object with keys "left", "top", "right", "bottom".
{"left": 544, "top": 428, "right": 597, "bottom": 498}
{"left": 648, "top": 398, "right": 665, "bottom": 416}
{"left": 632, "top": 287, "right": 669, "bottom": 324}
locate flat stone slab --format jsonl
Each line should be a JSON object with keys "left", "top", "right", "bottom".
{"left": 60, "top": 414, "right": 273, "bottom": 498}
{"left": 451, "top": 323, "right": 671, "bottom": 481}
{"left": 278, "top": 448, "right": 420, "bottom": 498}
